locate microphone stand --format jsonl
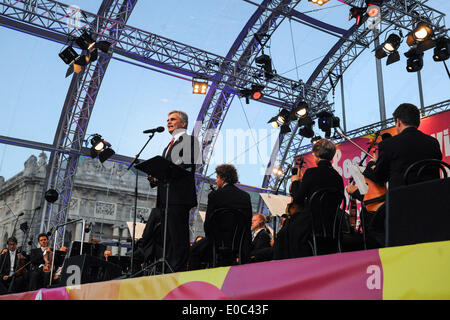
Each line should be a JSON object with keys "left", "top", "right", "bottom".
{"left": 126, "top": 132, "right": 155, "bottom": 276}
{"left": 5, "top": 203, "right": 23, "bottom": 239}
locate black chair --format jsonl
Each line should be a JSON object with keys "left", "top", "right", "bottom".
{"left": 308, "top": 188, "right": 346, "bottom": 256}
{"left": 403, "top": 159, "right": 450, "bottom": 185}
{"left": 386, "top": 177, "right": 450, "bottom": 247}
{"left": 209, "top": 208, "right": 250, "bottom": 268}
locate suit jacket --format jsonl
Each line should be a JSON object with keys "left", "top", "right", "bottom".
{"left": 155, "top": 132, "right": 201, "bottom": 208}
{"left": 370, "top": 127, "right": 442, "bottom": 189}
{"left": 292, "top": 160, "right": 344, "bottom": 208}
{"left": 0, "top": 251, "right": 19, "bottom": 277}
{"left": 251, "top": 229, "right": 271, "bottom": 252}
{"left": 203, "top": 184, "right": 253, "bottom": 239}
{"left": 30, "top": 248, "right": 46, "bottom": 269}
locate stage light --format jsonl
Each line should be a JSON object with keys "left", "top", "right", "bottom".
{"left": 75, "top": 30, "right": 95, "bottom": 50}
{"left": 308, "top": 0, "right": 329, "bottom": 6}
{"left": 276, "top": 109, "right": 291, "bottom": 126}
{"left": 280, "top": 124, "right": 291, "bottom": 134}
{"left": 311, "top": 136, "right": 322, "bottom": 144}
{"left": 349, "top": 6, "right": 365, "bottom": 26}
{"left": 366, "top": 4, "right": 380, "bottom": 17}
{"left": 433, "top": 37, "right": 450, "bottom": 62}
{"left": 90, "top": 134, "right": 115, "bottom": 163}
{"left": 192, "top": 79, "right": 208, "bottom": 94}
{"left": 251, "top": 84, "right": 264, "bottom": 100}
{"left": 413, "top": 22, "right": 433, "bottom": 42}
{"left": 405, "top": 48, "right": 424, "bottom": 72}
{"left": 255, "top": 54, "right": 274, "bottom": 80}
{"left": 294, "top": 101, "right": 308, "bottom": 118}
{"left": 375, "top": 33, "right": 401, "bottom": 65}
{"left": 299, "top": 124, "right": 315, "bottom": 138}
{"left": 317, "top": 111, "right": 340, "bottom": 138}
{"left": 268, "top": 116, "right": 279, "bottom": 128}
{"left": 272, "top": 167, "right": 283, "bottom": 176}
{"left": 44, "top": 189, "right": 59, "bottom": 203}
{"left": 59, "top": 46, "right": 78, "bottom": 65}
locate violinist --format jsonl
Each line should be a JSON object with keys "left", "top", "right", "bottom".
{"left": 29, "top": 233, "right": 52, "bottom": 291}
{"left": 0, "top": 236, "right": 28, "bottom": 294}
{"left": 364, "top": 103, "right": 442, "bottom": 247}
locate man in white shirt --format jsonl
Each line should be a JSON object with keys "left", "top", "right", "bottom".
{"left": 0, "top": 236, "right": 28, "bottom": 294}
{"left": 29, "top": 233, "right": 52, "bottom": 291}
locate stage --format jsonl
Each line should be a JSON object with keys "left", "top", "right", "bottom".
{"left": 1, "top": 240, "right": 449, "bottom": 300}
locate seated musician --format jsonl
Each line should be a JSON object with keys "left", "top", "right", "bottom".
{"left": 29, "top": 233, "right": 52, "bottom": 291}
{"left": 273, "top": 138, "right": 344, "bottom": 259}
{"left": 0, "top": 237, "right": 28, "bottom": 294}
{"left": 188, "top": 164, "right": 252, "bottom": 270}
{"left": 249, "top": 214, "right": 272, "bottom": 262}
{"left": 362, "top": 103, "right": 442, "bottom": 247}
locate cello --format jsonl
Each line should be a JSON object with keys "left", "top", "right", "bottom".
{"left": 335, "top": 128, "right": 387, "bottom": 213}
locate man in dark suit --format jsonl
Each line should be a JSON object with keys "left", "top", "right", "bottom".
{"left": 189, "top": 164, "right": 252, "bottom": 270}
{"left": 147, "top": 110, "right": 201, "bottom": 272}
{"left": 363, "top": 103, "right": 442, "bottom": 247}
{"left": 0, "top": 237, "right": 28, "bottom": 294}
{"left": 369, "top": 103, "right": 442, "bottom": 189}
{"left": 29, "top": 233, "right": 52, "bottom": 291}
{"left": 250, "top": 213, "right": 272, "bottom": 262}
{"left": 273, "top": 138, "right": 344, "bottom": 259}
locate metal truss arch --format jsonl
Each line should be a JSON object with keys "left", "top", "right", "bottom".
{"left": 261, "top": 0, "right": 448, "bottom": 197}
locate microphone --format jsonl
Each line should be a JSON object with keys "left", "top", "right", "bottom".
{"left": 143, "top": 126, "right": 165, "bottom": 134}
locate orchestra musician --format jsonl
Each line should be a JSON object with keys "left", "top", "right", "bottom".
{"left": 273, "top": 138, "right": 344, "bottom": 259}
{"left": 29, "top": 233, "right": 53, "bottom": 291}
{"left": 0, "top": 236, "right": 29, "bottom": 294}
{"left": 146, "top": 110, "right": 201, "bottom": 272}
{"left": 362, "top": 103, "right": 443, "bottom": 247}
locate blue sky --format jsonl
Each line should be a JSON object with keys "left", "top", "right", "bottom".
{"left": 0, "top": 0, "right": 449, "bottom": 189}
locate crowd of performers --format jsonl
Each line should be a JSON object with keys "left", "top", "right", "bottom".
{"left": 0, "top": 103, "right": 444, "bottom": 295}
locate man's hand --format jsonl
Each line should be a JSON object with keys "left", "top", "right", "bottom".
{"left": 2, "top": 275, "right": 9, "bottom": 281}
{"left": 346, "top": 184, "right": 358, "bottom": 195}
{"left": 291, "top": 175, "right": 301, "bottom": 182}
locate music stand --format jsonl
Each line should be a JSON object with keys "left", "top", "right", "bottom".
{"left": 135, "top": 155, "right": 190, "bottom": 274}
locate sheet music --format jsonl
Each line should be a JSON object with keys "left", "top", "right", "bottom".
{"left": 126, "top": 222, "right": 146, "bottom": 240}
{"left": 349, "top": 163, "right": 369, "bottom": 195}
{"left": 260, "top": 193, "right": 292, "bottom": 217}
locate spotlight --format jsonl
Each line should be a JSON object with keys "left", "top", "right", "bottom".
{"left": 433, "top": 38, "right": 450, "bottom": 62}
{"left": 255, "top": 54, "right": 274, "bottom": 80}
{"left": 90, "top": 134, "right": 115, "bottom": 163}
{"left": 268, "top": 116, "right": 279, "bottom": 128}
{"left": 75, "top": 30, "right": 95, "bottom": 50}
{"left": 311, "top": 136, "right": 322, "bottom": 144}
{"left": 294, "top": 101, "right": 308, "bottom": 118}
{"left": 366, "top": 4, "right": 380, "bottom": 18}
{"left": 349, "top": 6, "right": 365, "bottom": 26}
{"left": 272, "top": 167, "right": 283, "bottom": 176}
{"left": 276, "top": 109, "right": 291, "bottom": 126}
{"left": 317, "top": 111, "right": 340, "bottom": 138}
{"left": 308, "top": 0, "right": 329, "bottom": 6}
{"left": 298, "top": 124, "right": 315, "bottom": 138}
{"left": 192, "top": 79, "right": 208, "bottom": 94}
{"left": 95, "top": 40, "right": 113, "bottom": 53}
{"left": 251, "top": 84, "right": 264, "bottom": 100}
{"left": 405, "top": 48, "right": 424, "bottom": 72}
{"left": 44, "top": 189, "right": 59, "bottom": 203}
{"left": 407, "top": 21, "right": 434, "bottom": 46}
{"left": 375, "top": 33, "right": 402, "bottom": 65}
{"left": 59, "top": 46, "right": 78, "bottom": 65}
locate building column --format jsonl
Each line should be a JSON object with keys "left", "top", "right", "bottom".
{"left": 112, "top": 226, "right": 120, "bottom": 255}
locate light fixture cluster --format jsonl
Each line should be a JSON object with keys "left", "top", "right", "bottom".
{"left": 58, "top": 29, "right": 112, "bottom": 77}
{"left": 349, "top": 0, "right": 383, "bottom": 26}
{"left": 316, "top": 111, "right": 340, "bottom": 139}
{"left": 192, "top": 79, "right": 208, "bottom": 94}
{"left": 376, "top": 20, "right": 449, "bottom": 72}
{"left": 89, "top": 134, "right": 115, "bottom": 163}
{"left": 268, "top": 101, "right": 309, "bottom": 134}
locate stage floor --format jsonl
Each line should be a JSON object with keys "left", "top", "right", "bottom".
{"left": 1, "top": 240, "right": 449, "bottom": 300}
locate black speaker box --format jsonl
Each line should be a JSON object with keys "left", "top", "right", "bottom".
{"left": 59, "top": 254, "right": 122, "bottom": 286}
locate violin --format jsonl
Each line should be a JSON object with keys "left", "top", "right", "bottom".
{"left": 42, "top": 247, "right": 53, "bottom": 273}
{"left": 14, "top": 249, "right": 29, "bottom": 277}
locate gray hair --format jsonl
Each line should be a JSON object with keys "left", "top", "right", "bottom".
{"left": 312, "top": 138, "right": 336, "bottom": 161}
{"left": 168, "top": 110, "right": 188, "bottom": 128}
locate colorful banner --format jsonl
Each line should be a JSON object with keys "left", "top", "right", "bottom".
{"left": 1, "top": 240, "right": 449, "bottom": 300}
{"left": 297, "top": 110, "right": 450, "bottom": 188}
